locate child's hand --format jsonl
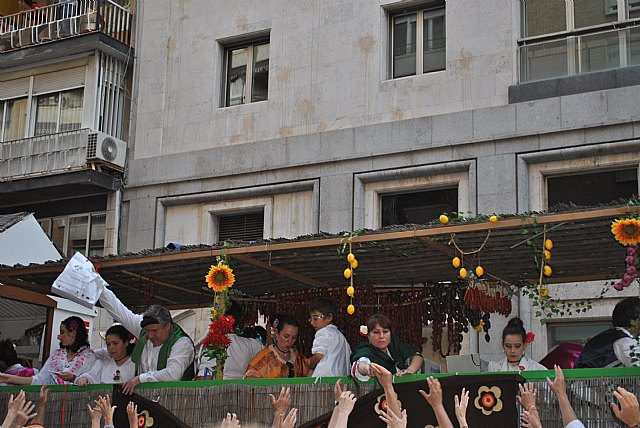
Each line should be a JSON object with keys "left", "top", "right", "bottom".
{"left": 419, "top": 377, "right": 444, "bottom": 409}
{"left": 127, "top": 401, "right": 138, "bottom": 428}
{"left": 333, "top": 378, "right": 348, "bottom": 402}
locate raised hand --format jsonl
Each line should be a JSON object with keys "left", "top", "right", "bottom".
{"left": 454, "top": 387, "right": 469, "bottom": 426}
{"left": 378, "top": 407, "right": 407, "bottom": 428}
{"left": 611, "top": 386, "right": 640, "bottom": 427}
{"left": 13, "top": 398, "right": 37, "bottom": 427}
{"left": 517, "top": 383, "right": 538, "bottom": 412}
{"left": 221, "top": 412, "right": 241, "bottom": 428}
{"left": 521, "top": 409, "right": 543, "bottom": 428}
{"left": 334, "top": 378, "right": 348, "bottom": 402}
{"left": 337, "top": 391, "right": 357, "bottom": 415}
{"left": 546, "top": 365, "right": 567, "bottom": 398}
{"left": 419, "top": 376, "right": 444, "bottom": 409}
{"left": 269, "top": 386, "right": 291, "bottom": 416}
{"left": 127, "top": 401, "right": 138, "bottom": 428}
{"left": 95, "top": 394, "right": 116, "bottom": 425}
{"left": 279, "top": 408, "right": 298, "bottom": 428}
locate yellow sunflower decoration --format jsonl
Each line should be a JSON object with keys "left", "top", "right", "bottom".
{"left": 612, "top": 218, "right": 640, "bottom": 246}
{"left": 205, "top": 263, "right": 235, "bottom": 292}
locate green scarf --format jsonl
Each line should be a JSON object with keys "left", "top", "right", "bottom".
{"left": 131, "top": 323, "right": 195, "bottom": 380}
{"left": 350, "top": 334, "right": 419, "bottom": 373}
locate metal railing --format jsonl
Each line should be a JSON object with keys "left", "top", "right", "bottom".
{"left": 0, "top": 0, "right": 132, "bottom": 52}
{"left": 0, "top": 128, "right": 92, "bottom": 180}
{"left": 519, "top": 21, "right": 640, "bottom": 82}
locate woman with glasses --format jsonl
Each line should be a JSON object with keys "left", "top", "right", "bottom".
{"left": 244, "top": 315, "right": 308, "bottom": 378}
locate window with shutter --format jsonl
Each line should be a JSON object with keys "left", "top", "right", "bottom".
{"left": 218, "top": 211, "right": 264, "bottom": 242}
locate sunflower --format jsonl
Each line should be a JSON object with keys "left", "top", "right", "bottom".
{"left": 205, "top": 263, "right": 235, "bottom": 291}
{"left": 612, "top": 218, "right": 640, "bottom": 246}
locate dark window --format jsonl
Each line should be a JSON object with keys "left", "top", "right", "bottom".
{"left": 218, "top": 211, "right": 264, "bottom": 242}
{"left": 547, "top": 168, "right": 638, "bottom": 208}
{"left": 381, "top": 188, "right": 457, "bottom": 226}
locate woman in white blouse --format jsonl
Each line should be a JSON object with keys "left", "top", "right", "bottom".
{"left": 488, "top": 317, "right": 547, "bottom": 372}
{"left": 77, "top": 324, "right": 135, "bottom": 385}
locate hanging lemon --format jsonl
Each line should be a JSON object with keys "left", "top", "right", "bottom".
{"left": 489, "top": 215, "right": 498, "bottom": 223}
{"left": 459, "top": 267, "right": 467, "bottom": 279}
{"left": 344, "top": 268, "right": 352, "bottom": 279}
{"left": 544, "top": 249, "right": 551, "bottom": 260}
{"left": 544, "top": 239, "right": 553, "bottom": 250}
{"left": 350, "top": 258, "right": 358, "bottom": 269}
{"left": 473, "top": 320, "right": 484, "bottom": 332}
{"left": 347, "top": 253, "right": 355, "bottom": 263}
{"left": 439, "top": 214, "right": 449, "bottom": 224}
{"left": 475, "top": 266, "right": 484, "bottom": 277}
{"left": 543, "top": 265, "right": 552, "bottom": 276}
{"left": 347, "top": 304, "right": 355, "bottom": 315}
{"left": 452, "top": 257, "right": 461, "bottom": 268}
{"left": 346, "top": 285, "right": 355, "bottom": 297}
{"left": 539, "top": 285, "right": 549, "bottom": 297}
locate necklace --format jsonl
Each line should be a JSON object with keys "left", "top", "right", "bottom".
{"left": 114, "top": 354, "right": 129, "bottom": 365}
{"left": 274, "top": 343, "right": 290, "bottom": 357}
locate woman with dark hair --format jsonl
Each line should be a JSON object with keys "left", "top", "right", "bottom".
{"left": 244, "top": 315, "right": 308, "bottom": 378}
{"left": 350, "top": 314, "right": 423, "bottom": 381}
{"left": 77, "top": 324, "right": 136, "bottom": 385}
{"left": 0, "top": 316, "right": 96, "bottom": 385}
{"left": 488, "top": 317, "right": 546, "bottom": 372}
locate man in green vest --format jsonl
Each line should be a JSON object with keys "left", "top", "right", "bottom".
{"left": 99, "top": 286, "right": 195, "bottom": 394}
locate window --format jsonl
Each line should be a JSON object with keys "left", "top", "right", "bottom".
{"left": 391, "top": 5, "right": 446, "bottom": 78}
{"left": 34, "top": 88, "right": 83, "bottom": 137}
{"left": 547, "top": 168, "right": 638, "bottom": 208}
{"left": 547, "top": 320, "right": 611, "bottom": 348}
{"left": 519, "top": 0, "right": 640, "bottom": 82}
{"left": 218, "top": 211, "right": 265, "bottom": 242}
{"left": 381, "top": 188, "right": 457, "bottom": 226}
{"left": 224, "top": 40, "right": 269, "bottom": 107}
{"left": 39, "top": 212, "right": 106, "bottom": 257}
{"left": 1, "top": 98, "right": 28, "bottom": 142}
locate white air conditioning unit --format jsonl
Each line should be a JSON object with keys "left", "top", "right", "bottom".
{"left": 86, "top": 131, "right": 126, "bottom": 169}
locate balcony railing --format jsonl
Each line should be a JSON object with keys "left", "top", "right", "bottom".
{"left": 519, "top": 21, "right": 640, "bottom": 82}
{"left": 0, "top": 0, "right": 132, "bottom": 52}
{"left": 1, "top": 128, "right": 94, "bottom": 180}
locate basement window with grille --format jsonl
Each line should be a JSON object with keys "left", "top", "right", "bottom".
{"left": 381, "top": 187, "right": 458, "bottom": 227}
{"left": 546, "top": 167, "right": 638, "bottom": 208}
{"left": 217, "top": 211, "right": 265, "bottom": 242}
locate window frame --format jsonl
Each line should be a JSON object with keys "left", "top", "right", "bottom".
{"left": 222, "top": 37, "right": 270, "bottom": 107}
{"left": 33, "top": 87, "right": 84, "bottom": 137}
{"left": 38, "top": 211, "right": 106, "bottom": 257}
{"left": 389, "top": 3, "right": 446, "bottom": 79}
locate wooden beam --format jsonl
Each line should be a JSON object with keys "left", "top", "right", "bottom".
{"left": 1, "top": 206, "right": 629, "bottom": 276}
{"left": 0, "top": 283, "right": 57, "bottom": 307}
{"left": 231, "top": 254, "right": 330, "bottom": 288}
{"left": 43, "top": 307, "right": 54, "bottom": 362}
{"left": 120, "top": 270, "right": 202, "bottom": 296}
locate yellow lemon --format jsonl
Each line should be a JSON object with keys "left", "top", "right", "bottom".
{"left": 347, "top": 253, "right": 355, "bottom": 263}
{"left": 544, "top": 239, "right": 553, "bottom": 250}
{"left": 473, "top": 320, "right": 484, "bottom": 332}
{"left": 544, "top": 249, "right": 551, "bottom": 260}
{"left": 347, "top": 285, "right": 355, "bottom": 297}
{"left": 350, "top": 258, "right": 359, "bottom": 269}
{"left": 475, "top": 266, "right": 484, "bottom": 277}
{"left": 452, "top": 257, "right": 461, "bottom": 268}
{"left": 439, "top": 214, "right": 449, "bottom": 224}
{"left": 543, "top": 265, "right": 552, "bottom": 276}
{"left": 343, "top": 268, "right": 352, "bottom": 279}
{"left": 539, "top": 285, "right": 549, "bottom": 297}
{"left": 347, "top": 304, "right": 355, "bottom": 315}
{"left": 459, "top": 267, "right": 467, "bottom": 279}
{"left": 489, "top": 215, "right": 498, "bottom": 223}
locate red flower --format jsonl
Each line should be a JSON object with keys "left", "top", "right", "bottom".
{"left": 525, "top": 332, "right": 535, "bottom": 344}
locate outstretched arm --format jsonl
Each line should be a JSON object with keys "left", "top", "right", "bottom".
{"left": 612, "top": 386, "right": 640, "bottom": 427}
{"left": 547, "top": 365, "right": 579, "bottom": 427}
{"left": 31, "top": 385, "right": 49, "bottom": 425}
{"left": 99, "top": 287, "right": 143, "bottom": 338}
{"left": 419, "top": 377, "right": 454, "bottom": 428}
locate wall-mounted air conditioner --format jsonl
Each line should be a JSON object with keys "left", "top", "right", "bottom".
{"left": 86, "top": 131, "right": 126, "bottom": 169}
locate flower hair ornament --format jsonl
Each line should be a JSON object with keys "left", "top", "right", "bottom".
{"left": 270, "top": 318, "right": 279, "bottom": 336}
{"left": 359, "top": 325, "right": 368, "bottom": 337}
{"left": 525, "top": 332, "right": 535, "bottom": 345}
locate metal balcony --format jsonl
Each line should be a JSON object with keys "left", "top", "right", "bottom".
{"left": 0, "top": 0, "right": 132, "bottom": 54}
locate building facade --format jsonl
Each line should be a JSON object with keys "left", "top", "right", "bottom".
{"left": 107, "top": 0, "right": 640, "bottom": 361}
{"left": 0, "top": 0, "right": 135, "bottom": 258}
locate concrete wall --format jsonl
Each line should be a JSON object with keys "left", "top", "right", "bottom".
{"left": 121, "top": 0, "right": 640, "bottom": 361}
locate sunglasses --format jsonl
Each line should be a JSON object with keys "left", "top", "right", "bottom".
{"left": 286, "top": 362, "right": 294, "bottom": 378}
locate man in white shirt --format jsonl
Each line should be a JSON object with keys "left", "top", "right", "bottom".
{"left": 99, "top": 287, "right": 195, "bottom": 394}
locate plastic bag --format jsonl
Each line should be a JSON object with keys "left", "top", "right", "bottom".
{"left": 51, "top": 252, "right": 105, "bottom": 308}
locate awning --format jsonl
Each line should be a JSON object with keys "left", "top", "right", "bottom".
{"left": 0, "top": 206, "right": 631, "bottom": 310}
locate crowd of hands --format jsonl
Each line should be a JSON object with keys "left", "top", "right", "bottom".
{"left": 0, "top": 386, "right": 143, "bottom": 428}
{"left": 2, "top": 363, "right": 640, "bottom": 428}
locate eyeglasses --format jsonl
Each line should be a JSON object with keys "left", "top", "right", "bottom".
{"left": 286, "top": 362, "right": 294, "bottom": 378}
{"left": 308, "top": 315, "right": 325, "bottom": 322}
